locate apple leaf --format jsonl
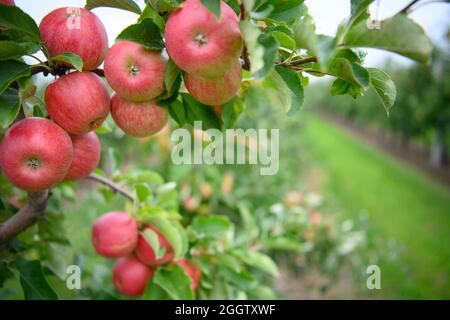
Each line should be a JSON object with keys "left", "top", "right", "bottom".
{"left": 0, "top": 60, "right": 30, "bottom": 95}
{"left": 85, "top": 0, "right": 141, "bottom": 14}
{"left": 275, "top": 66, "right": 304, "bottom": 115}
{"left": 240, "top": 251, "right": 280, "bottom": 277}
{"left": 153, "top": 264, "right": 194, "bottom": 300}
{"left": 329, "top": 57, "right": 370, "bottom": 88}
{"left": 222, "top": 97, "right": 244, "bottom": 130}
{"left": 180, "top": 93, "right": 221, "bottom": 130}
{"left": 0, "top": 41, "right": 33, "bottom": 61}
{"left": 200, "top": 0, "right": 221, "bottom": 20}
{"left": 343, "top": 14, "right": 433, "bottom": 63}
{"left": 116, "top": 18, "right": 164, "bottom": 50}
{"left": 142, "top": 227, "right": 164, "bottom": 260}
{"left": 134, "top": 182, "right": 153, "bottom": 202}
{"left": 0, "top": 88, "right": 20, "bottom": 129}
{"left": 50, "top": 53, "right": 84, "bottom": 72}
{"left": 147, "top": 216, "right": 186, "bottom": 258}
{"left": 189, "top": 215, "right": 233, "bottom": 239}
{"left": 0, "top": 5, "right": 41, "bottom": 43}
{"left": 368, "top": 67, "right": 396, "bottom": 115}
{"left": 139, "top": 2, "right": 165, "bottom": 32}
{"left": 167, "top": 99, "right": 185, "bottom": 126}
{"left": 330, "top": 78, "right": 363, "bottom": 99}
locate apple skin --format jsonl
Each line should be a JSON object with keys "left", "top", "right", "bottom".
{"left": 184, "top": 61, "right": 241, "bottom": 105}
{"left": 45, "top": 71, "right": 111, "bottom": 135}
{"left": 110, "top": 94, "right": 168, "bottom": 138}
{"left": 39, "top": 7, "right": 108, "bottom": 71}
{"left": 165, "top": 0, "right": 242, "bottom": 78}
{"left": 113, "top": 256, "right": 155, "bottom": 297}
{"left": 0, "top": 118, "right": 73, "bottom": 192}
{"left": 0, "top": 0, "right": 15, "bottom": 6}
{"left": 104, "top": 41, "right": 166, "bottom": 102}
{"left": 64, "top": 132, "right": 100, "bottom": 181}
{"left": 174, "top": 258, "right": 201, "bottom": 291}
{"left": 136, "top": 225, "right": 174, "bottom": 266}
{"left": 92, "top": 212, "right": 138, "bottom": 258}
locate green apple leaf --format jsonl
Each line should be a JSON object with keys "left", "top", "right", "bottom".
{"left": 0, "top": 88, "right": 21, "bottom": 129}
{"left": 167, "top": 99, "right": 186, "bottom": 126}
{"left": 343, "top": 14, "right": 433, "bottom": 63}
{"left": 0, "top": 60, "right": 30, "bottom": 95}
{"left": 368, "top": 67, "right": 396, "bottom": 114}
{"left": 240, "top": 251, "right": 280, "bottom": 277}
{"left": 139, "top": 2, "right": 165, "bottom": 32}
{"left": 275, "top": 66, "right": 304, "bottom": 115}
{"left": 153, "top": 264, "right": 194, "bottom": 300}
{"left": 116, "top": 18, "right": 164, "bottom": 50}
{"left": 329, "top": 57, "right": 370, "bottom": 88}
{"left": 219, "top": 266, "right": 257, "bottom": 291}
{"left": 50, "top": 53, "right": 84, "bottom": 72}
{"left": 0, "top": 41, "right": 33, "bottom": 61}
{"left": 330, "top": 78, "right": 363, "bottom": 99}
{"left": 134, "top": 182, "right": 153, "bottom": 202}
{"left": 0, "top": 5, "right": 41, "bottom": 43}
{"left": 190, "top": 215, "right": 233, "bottom": 239}
{"left": 147, "top": 216, "right": 186, "bottom": 258}
{"left": 142, "top": 227, "right": 164, "bottom": 260}
{"left": 180, "top": 93, "right": 221, "bottom": 130}
{"left": 200, "top": 0, "right": 221, "bottom": 19}
{"left": 85, "top": 0, "right": 141, "bottom": 14}
{"left": 222, "top": 97, "right": 244, "bottom": 130}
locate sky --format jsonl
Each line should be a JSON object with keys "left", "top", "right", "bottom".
{"left": 14, "top": 0, "right": 450, "bottom": 68}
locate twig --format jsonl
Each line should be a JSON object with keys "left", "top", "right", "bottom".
{"left": 0, "top": 191, "right": 49, "bottom": 244}
{"left": 239, "top": 2, "right": 251, "bottom": 71}
{"left": 399, "top": 0, "right": 421, "bottom": 14}
{"left": 87, "top": 173, "right": 135, "bottom": 202}
{"left": 277, "top": 56, "right": 318, "bottom": 67}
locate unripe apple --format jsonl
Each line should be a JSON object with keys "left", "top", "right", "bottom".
{"left": 165, "top": 0, "right": 242, "bottom": 78}
{"left": 110, "top": 94, "right": 168, "bottom": 138}
{"left": 0, "top": 0, "right": 15, "bottom": 6}
{"left": 174, "top": 258, "right": 201, "bottom": 291}
{"left": 113, "top": 256, "right": 155, "bottom": 297}
{"left": 45, "top": 71, "right": 110, "bottom": 135}
{"left": 184, "top": 61, "right": 241, "bottom": 105}
{"left": 39, "top": 7, "right": 108, "bottom": 71}
{"left": 64, "top": 132, "right": 100, "bottom": 181}
{"left": 0, "top": 117, "right": 73, "bottom": 192}
{"left": 104, "top": 41, "right": 166, "bottom": 102}
{"left": 136, "top": 225, "right": 174, "bottom": 266}
{"left": 92, "top": 212, "right": 138, "bottom": 258}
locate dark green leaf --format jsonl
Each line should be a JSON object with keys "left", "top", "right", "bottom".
{"left": 330, "top": 78, "right": 362, "bottom": 99}
{"left": 139, "top": 3, "right": 165, "bottom": 31}
{"left": 200, "top": 0, "right": 221, "bottom": 19}
{"left": 0, "top": 5, "right": 41, "bottom": 42}
{"left": 50, "top": 53, "right": 83, "bottom": 72}
{"left": 85, "top": 0, "right": 141, "bottom": 14}
{"left": 116, "top": 18, "right": 164, "bottom": 50}
{"left": 0, "top": 60, "right": 30, "bottom": 95}
{"left": 181, "top": 93, "right": 221, "bottom": 130}
{"left": 134, "top": 182, "right": 152, "bottom": 202}
{"left": 0, "top": 41, "right": 32, "bottom": 60}
{"left": 0, "top": 262, "right": 13, "bottom": 288}
{"left": 275, "top": 66, "right": 304, "bottom": 115}
{"left": 329, "top": 57, "right": 370, "bottom": 88}
{"left": 0, "top": 88, "right": 20, "bottom": 129}
{"left": 167, "top": 99, "right": 185, "bottom": 126}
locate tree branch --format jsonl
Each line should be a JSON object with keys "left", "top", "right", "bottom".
{"left": 0, "top": 191, "right": 49, "bottom": 244}
{"left": 87, "top": 173, "right": 135, "bottom": 202}
{"left": 276, "top": 56, "right": 318, "bottom": 67}
{"left": 399, "top": 0, "right": 421, "bottom": 14}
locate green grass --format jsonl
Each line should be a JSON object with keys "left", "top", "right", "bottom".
{"left": 300, "top": 114, "right": 450, "bottom": 299}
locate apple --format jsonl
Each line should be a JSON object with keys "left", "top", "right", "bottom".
{"left": 0, "top": 0, "right": 15, "bottom": 6}
{"left": 184, "top": 61, "right": 241, "bottom": 105}
{"left": 174, "top": 258, "right": 201, "bottom": 291}
{"left": 113, "top": 256, "right": 155, "bottom": 296}
{"left": 110, "top": 94, "right": 168, "bottom": 138}
{"left": 45, "top": 71, "right": 111, "bottom": 135}
{"left": 165, "top": 0, "right": 242, "bottom": 78}
{"left": 39, "top": 7, "right": 108, "bottom": 71}
{"left": 64, "top": 132, "right": 100, "bottom": 181}
{"left": 92, "top": 212, "right": 138, "bottom": 258}
{"left": 136, "top": 225, "right": 174, "bottom": 266}
{"left": 0, "top": 117, "right": 73, "bottom": 192}
{"left": 104, "top": 41, "right": 166, "bottom": 102}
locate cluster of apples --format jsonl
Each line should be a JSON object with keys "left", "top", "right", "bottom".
{"left": 92, "top": 211, "right": 201, "bottom": 296}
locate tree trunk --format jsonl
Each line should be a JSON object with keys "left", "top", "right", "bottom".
{"left": 430, "top": 127, "right": 449, "bottom": 168}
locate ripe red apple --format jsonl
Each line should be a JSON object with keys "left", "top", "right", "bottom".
{"left": 184, "top": 61, "right": 241, "bottom": 105}
{"left": 113, "top": 256, "right": 155, "bottom": 296}
{"left": 104, "top": 41, "right": 166, "bottom": 102}
{"left": 0, "top": 117, "right": 73, "bottom": 192}
{"left": 39, "top": 7, "right": 108, "bottom": 71}
{"left": 64, "top": 132, "right": 100, "bottom": 181}
{"left": 110, "top": 94, "right": 168, "bottom": 138}
{"left": 165, "top": 0, "right": 242, "bottom": 78}
{"left": 136, "top": 225, "right": 174, "bottom": 266}
{"left": 45, "top": 71, "right": 110, "bottom": 135}
{"left": 0, "top": 0, "right": 15, "bottom": 6}
{"left": 92, "top": 212, "right": 138, "bottom": 258}
{"left": 174, "top": 258, "right": 201, "bottom": 291}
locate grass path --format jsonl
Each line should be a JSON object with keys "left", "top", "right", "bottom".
{"left": 300, "top": 114, "right": 450, "bottom": 299}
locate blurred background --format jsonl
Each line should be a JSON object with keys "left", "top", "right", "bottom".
{"left": 2, "top": 0, "right": 449, "bottom": 299}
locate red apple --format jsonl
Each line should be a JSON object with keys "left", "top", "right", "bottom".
{"left": 165, "top": 0, "right": 242, "bottom": 78}
{"left": 64, "top": 132, "right": 100, "bottom": 181}
{"left": 174, "top": 258, "right": 201, "bottom": 291}
{"left": 0, "top": 0, "right": 15, "bottom": 6}
{"left": 136, "top": 225, "right": 174, "bottom": 266}
{"left": 110, "top": 94, "right": 168, "bottom": 138}
{"left": 92, "top": 212, "right": 138, "bottom": 258}
{"left": 45, "top": 71, "right": 110, "bottom": 135}
{"left": 113, "top": 256, "right": 155, "bottom": 296}
{"left": 0, "top": 117, "right": 73, "bottom": 192}
{"left": 184, "top": 61, "right": 241, "bottom": 105}
{"left": 39, "top": 7, "right": 108, "bottom": 71}
{"left": 104, "top": 41, "right": 166, "bottom": 102}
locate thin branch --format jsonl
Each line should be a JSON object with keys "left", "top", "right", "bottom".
{"left": 0, "top": 191, "right": 49, "bottom": 244}
{"left": 239, "top": 2, "right": 251, "bottom": 71}
{"left": 87, "top": 173, "right": 135, "bottom": 202}
{"left": 277, "top": 56, "right": 318, "bottom": 67}
{"left": 399, "top": 0, "right": 421, "bottom": 14}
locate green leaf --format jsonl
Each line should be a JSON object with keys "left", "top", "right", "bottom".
{"left": 139, "top": 3, "right": 165, "bottom": 31}
{"left": 219, "top": 266, "right": 257, "bottom": 291}
{"left": 0, "top": 5, "right": 41, "bottom": 43}
{"left": 0, "top": 88, "right": 20, "bottom": 129}
{"left": 0, "top": 262, "right": 13, "bottom": 288}
{"left": 85, "top": 0, "right": 141, "bottom": 14}
{"left": 11, "top": 259, "right": 58, "bottom": 300}
{"left": 241, "top": 251, "right": 279, "bottom": 277}
{"left": 50, "top": 53, "right": 83, "bottom": 72}
{"left": 368, "top": 67, "right": 396, "bottom": 114}
{"left": 190, "top": 215, "right": 232, "bottom": 239}
{"left": 222, "top": 97, "right": 244, "bottom": 129}
{"left": 142, "top": 227, "right": 163, "bottom": 259}
{"left": 153, "top": 264, "right": 194, "bottom": 300}
{"left": 330, "top": 78, "right": 362, "bottom": 99}
{"left": 200, "top": 0, "right": 221, "bottom": 20}
{"left": 350, "top": 0, "right": 374, "bottom": 17}
{"left": 181, "top": 93, "right": 221, "bottom": 130}
{"left": 167, "top": 100, "right": 185, "bottom": 126}
{"left": 269, "top": 30, "right": 296, "bottom": 51}
{"left": 264, "top": 0, "right": 305, "bottom": 25}
{"left": 134, "top": 182, "right": 152, "bottom": 202}
{"left": 143, "top": 280, "right": 169, "bottom": 299}
{"left": 329, "top": 57, "right": 370, "bottom": 88}
{"left": 148, "top": 217, "right": 186, "bottom": 258}
{"left": 0, "top": 41, "right": 32, "bottom": 61}
{"left": 293, "top": 5, "right": 317, "bottom": 51}
{"left": 0, "top": 60, "right": 30, "bottom": 95}
{"left": 164, "top": 59, "right": 181, "bottom": 97}
{"left": 116, "top": 18, "right": 164, "bottom": 50}
{"left": 275, "top": 66, "right": 304, "bottom": 115}
{"left": 343, "top": 14, "right": 433, "bottom": 63}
